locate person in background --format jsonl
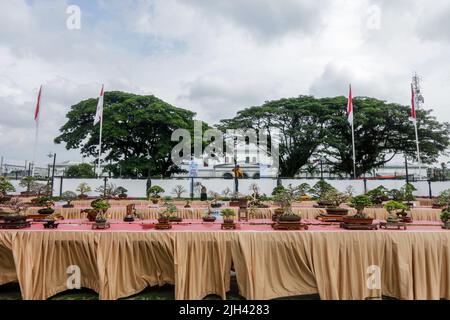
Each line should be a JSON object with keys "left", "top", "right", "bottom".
{"left": 200, "top": 185, "right": 208, "bottom": 201}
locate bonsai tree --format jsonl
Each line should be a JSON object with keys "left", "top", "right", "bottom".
{"left": 387, "top": 189, "right": 404, "bottom": 202}
{"left": 345, "top": 185, "right": 355, "bottom": 198}
{"left": 441, "top": 208, "right": 450, "bottom": 228}
{"left": 321, "top": 188, "right": 350, "bottom": 215}
{"left": 61, "top": 191, "right": 77, "bottom": 208}
{"left": 298, "top": 183, "right": 311, "bottom": 200}
{"left": 401, "top": 183, "right": 417, "bottom": 204}
{"left": 37, "top": 199, "right": 55, "bottom": 215}
{"left": 159, "top": 201, "right": 177, "bottom": 221}
{"left": 271, "top": 185, "right": 285, "bottom": 196}
{"left": 221, "top": 187, "right": 232, "bottom": 201}
{"left": 310, "top": 180, "right": 335, "bottom": 199}
{"left": 171, "top": 185, "right": 186, "bottom": 199}
{"left": 249, "top": 183, "right": 260, "bottom": 198}
{"left": 272, "top": 185, "right": 300, "bottom": 216}
{"left": 95, "top": 183, "right": 119, "bottom": 199}
{"left": 220, "top": 208, "right": 236, "bottom": 223}
{"left": 384, "top": 200, "right": 409, "bottom": 223}
{"left": 0, "top": 177, "right": 15, "bottom": 200}
{"left": 148, "top": 185, "right": 165, "bottom": 203}
{"left": 19, "top": 176, "right": 36, "bottom": 195}
{"left": 434, "top": 189, "right": 450, "bottom": 208}
{"left": 76, "top": 182, "right": 92, "bottom": 199}
{"left": 116, "top": 186, "right": 128, "bottom": 199}
{"left": 350, "top": 195, "right": 372, "bottom": 217}
{"left": 367, "top": 186, "right": 389, "bottom": 205}
{"left": 209, "top": 191, "right": 221, "bottom": 207}
{"left": 90, "top": 198, "right": 110, "bottom": 222}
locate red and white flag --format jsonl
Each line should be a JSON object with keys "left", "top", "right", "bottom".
{"left": 94, "top": 85, "right": 104, "bottom": 126}
{"left": 347, "top": 84, "right": 353, "bottom": 124}
{"left": 411, "top": 83, "right": 416, "bottom": 123}
{"left": 34, "top": 85, "right": 42, "bottom": 122}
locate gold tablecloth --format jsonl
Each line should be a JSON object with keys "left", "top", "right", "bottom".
{"left": 1, "top": 227, "right": 450, "bottom": 300}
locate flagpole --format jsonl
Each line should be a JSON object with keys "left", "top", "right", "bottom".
{"left": 351, "top": 118, "right": 356, "bottom": 179}
{"left": 96, "top": 84, "right": 104, "bottom": 178}
{"left": 32, "top": 85, "right": 42, "bottom": 177}
{"left": 411, "top": 82, "right": 421, "bottom": 180}
{"left": 97, "top": 115, "right": 103, "bottom": 178}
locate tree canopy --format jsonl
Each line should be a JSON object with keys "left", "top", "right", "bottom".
{"left": 220, "top": 95, "right": 450, "bottom": 177}
{"left": 55, "top": 91, "right": 203, "bottom": 177}
{"left": 65, "top": 163, "right": 95, "bottom": 178}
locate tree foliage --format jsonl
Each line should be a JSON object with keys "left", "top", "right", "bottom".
{"left": 66, "top": 163, "right": 95, "bottom": 178}
{"left": 220, "top": 95, "right": 450, "bottom": 177}
{"left": 55, "top": 91, "right": 205, "bottom": 177}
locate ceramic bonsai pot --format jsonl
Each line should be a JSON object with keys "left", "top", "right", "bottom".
{"left": 78, "top": 194, "right": 88, "bottom": 199}
{"left": 85, "top": 209, "right": 98, "bottom": 222}
{"left": 151, "top": 199, "right": 159, "bottom": 204}
{"left": 62, "top": 204, "right": 74, "bottom": 208}
{"left": 168, "top": 216, "right": 182, "bottom": 222}
{"left": 325, "top": 207, "right": 349, "bottom": 215}
{"left": 211, "top": 203, "right": 222, "bottom": 208}
{"left": 158, "top": 217, "right": 169, "bottom": 224}
{"left": 43, "top": 220, "right": 59, "bottom": 229}
{"left": 229, "top": 200, "right": 240, "bottom": 207}
{"left": 38, "top": 208, "right": 55, "bottom": 215}
{"left": 202, "top": 215, "right": 216, "bottom": 222}
{"left": 278, "top": 214, "right": 301, "bottom": 222}
{"left": 343, "top": 216, "right": 374, "bottom": 225}
{"left": 123, "top": 215, "right": 135, "bottom": 222}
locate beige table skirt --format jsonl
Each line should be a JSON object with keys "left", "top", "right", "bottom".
{"left": 1, "top": 228, "right": 450, "bottom": 300}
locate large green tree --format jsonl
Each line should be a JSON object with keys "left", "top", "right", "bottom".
{"left": 65, "top": 163, "right": 96, "bottom": 178}
{"left": 322, "top": 97, "right": 450, "bottom": 176}
{"left": 220, "top": 95, "right": 450, "bottom": 177}
{"left": 55, "top": 91, "right": 204, "bottom": 177}
{"left": 219, "top": 96, "right": 331, "bottom": 176}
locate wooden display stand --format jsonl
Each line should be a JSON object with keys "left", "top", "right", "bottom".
{"left": 155, "top": 222, "right": 172, "bottom": 230}
{"left": 379, "top": 222, "right": 407, "bottom": 230}
{"left": 272, "top": 221, "right": 309, "bottom": 230}
{"left": 221, "top": 222, "right": 236, "bottom": 230}
{"left": 238, "top": 208, "right": 249, "bottom": 222}
{"left": 340, "top": 223, "right": 378, "bottom": 230}
{"left": 0, "top": 221, "right": 31, "bottom": 229}
{"left": 317, "top": 214, "right": 346, "bottom": 222}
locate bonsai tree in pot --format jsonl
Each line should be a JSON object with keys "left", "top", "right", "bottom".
{"left": 76, "top": 183, "right": 91, "bottom": 199}
{"left": 401, "top": 183, "right": 417, "bottom": 207}
{"left": 387, "top": 189, "right": 404, "bottom": 202}
{"left": 221, "top": 208, "right": 236, "bottom": 225}
{"left": 0, "top": 198, "right": 29, "bottom": 225}
{"left": 116, "top": 186, "right": 128, "bottom": 199}
{"left": 209, "top": 191, "right": 222, "bottom": 208}
{"left": 0, "top": 177, "right": 15, "bottom": 203}
{"left": 37, "top": 199, "right": 55, "bottom": 215}
{"left": 343, "top": 194, "right": 373, "bottom": 225}
{"left": 322, "top": 189, "right": 350, "bottom": 215}
{"left": 148, "top": 185, "right": 165, "bottom": 204}
{"left": 61, "top": 191, "right": 77, "bottom": 208}
{"left": 90, "top": 198, "right": 110, "bottom": 223}
{"left": 160, "top": 201, "right": 181, "bottom": 222}
{"left": 366, "top": 186, "right": 389, "bottom": 207}
{"left": 272, "top": 185, "right": 301, "bottom": 222}
{"left": 349, "top": 195, "right": 372, "bottom": 216}
{"left": 298, "top": 183, "right": 311, "bottom": 201}
{"left": 95, "top": 183, "right": 119, "bottom": 199}
{"left": 221, "top": 187, "right": 232, "bottom": 201}
{"left": 311, "top": 180, "right": 336, "bottom": 207}
{"left": 171, "top": 185, "right": 186, "bottom": 199}
{"left": 433, "top": 189, "right": 450, "bottom": 209}
{"left": 384, "top": 200, "right": 408, "bottom": 223}
{"left": 202, "top": 200, "right": 217, "bottom": 222}
{"left": 19, "top": 176, "right": 37, "bottom": 196}
{"left": 440, "top": 207, "right": 450, "bottom": 229}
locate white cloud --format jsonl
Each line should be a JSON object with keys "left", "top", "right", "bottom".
{"left": 0, "top": 0, "right": 449, "bottom": 166}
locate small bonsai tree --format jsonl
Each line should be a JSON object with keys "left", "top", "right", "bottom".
{"left": 209, "top": 191, "right": 221, "bottom": 207}
{"left": 384, "top": 200, "right": 409, "bottom": 222}
{"left": 61, "top": 191, "right": 77, "bottom": 207}
{"left": 441, "top": 207, "right": 450, "bottom": 224}
{"left": 95, "top": 183, "right": 118, "bottom": 199}
{"left": 220, "top": 208, "right": 236, "bottom": 222}
{"left": 19, "top": 176, "right": 36, "bottom": 194}
{"left": 116, "top": 186, "right": 128, "bottom": 199}
{"left": 272, "top": 184, "right": 300, "bottom": 216}
{"left": 387, "top": 189, "right": 404, "bottom": 202}
{"left": 76, "top": 182, "right": 92, "bottom": 198}
{"left": 350, "top": 195, "right": 372, "bottom": 217}
{"left": 148, "top": 185, "right": 165, "bottom": 199}
{"left": 159, "top": 201, "right": 177, "bottom": 220}
{"left": 322, "top": 189, "right": 349, "bottom": 208}
{"left": 221, "top": 187, "right": 232, "bottom": 201}
{"left": 90, "top": 198, "right": 110, "bottom": 221}
{"left": 366, "top": 186, "right": 389, "bottom": 205}
{"left": 271, "top": 185, "right": 285, "bottom": 196}
{"left": 0, "top": 177, "right": 15, "bottom": 199}
{"left": 401, "top": 183, "right": 417, "bottom": 204}
{"left": 171, "top": 185, "right": 186, "bottom": 199}
{"left": 310, "top": 180, "right": 335, "bottom": 199}
{"left": 435, "top": 189, "right": 450, "bottom": 208}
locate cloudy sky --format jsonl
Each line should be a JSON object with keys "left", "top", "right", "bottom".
{"left": 0, "top": 0, "right": 449, "bottom": 167}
